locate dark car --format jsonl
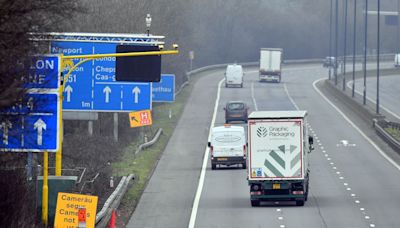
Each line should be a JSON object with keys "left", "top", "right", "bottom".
{"left": 224, "top": 101, "right": 248, "bottom": 123}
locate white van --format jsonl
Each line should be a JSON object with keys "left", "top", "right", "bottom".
{"left": 395, "top": 54, "right": 400, "bottom": 68}
{"left": 225, "top": 64, "right": 244, "bottom": 88}
{"left": 208, "top": 125, "right": 247, "bottom": 170}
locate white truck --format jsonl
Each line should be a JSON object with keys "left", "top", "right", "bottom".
{"left": 247, "top": 111, "right": 314, "bottom": 206}
{"left": 259, "top": 48, "right": 283, "bottom": 82}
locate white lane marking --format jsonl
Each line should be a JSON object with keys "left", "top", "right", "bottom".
{"left": 188, "top": 78, "right": 225, "bottom": 228}
{"left": 313, "top": 78, "right": 400, "bottom": 171}
{"left": 348, "top": 80, "right": 400, "bottom": 120}
{"left": 251, "top": 82, "right": 258, "bottom": 111}
{"left": 284, "top": 83, "right": 300, "bottom": 110}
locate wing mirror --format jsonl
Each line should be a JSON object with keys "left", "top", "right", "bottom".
{"left": 208, "top": 142, "right": 211, "bottom": 147}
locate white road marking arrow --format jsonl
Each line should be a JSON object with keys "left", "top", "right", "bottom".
{"left": 132, "top": 86, "right": 141, "bottom": 104}
{"left": 34, "top": 118, "right": 46, "bottom": 146}
{"left": 64, "top": 85, "right": 73, "bottom": 102}
{"left": 0, "top": 120, "right": 12, "bottom": 145}
{"left": 103, "top": 86, "right": 112, "bottom": 103}
{"left": 336, "top": 139, "right": 356, "bottom": 147}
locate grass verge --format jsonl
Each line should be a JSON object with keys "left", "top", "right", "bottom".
{"left": 384, "top": 127, "right": 400, "bottom": 142}
{"left": 111, "top": 82, "right": 193, "bottom": 226}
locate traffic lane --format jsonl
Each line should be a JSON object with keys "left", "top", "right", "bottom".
{"left": 194, "top": 70, "right": 330, "bottom": 228}
{"left": 127, "top": 70, "right": 225, "bottom": 228}
{"left": 352, "top": 75, "right": 400, "bottom": 119}
{"left": 283, "top": 68, "right": 377, "bottom": 227}
{"left": 285, "top": 69, "right": 400, "bottom": 227}
{"left": 195, "top": 71, "right": 283, "bottom": 228}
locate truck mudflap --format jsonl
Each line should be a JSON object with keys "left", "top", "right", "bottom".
{"left": 249, "top": 178, "right": 309, "bottom": 206}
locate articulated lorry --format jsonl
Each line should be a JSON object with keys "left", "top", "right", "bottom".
{"left": 259, "top": 48, "right": 283, "bottom": 82}
{"left": 247, "top": 111, "right": 314, "bottom": 206}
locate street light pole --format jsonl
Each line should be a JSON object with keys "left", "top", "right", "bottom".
{"left": 363, "top": 0, "right": 368, "bottom": 105}
{"left": 352, "top": 0, "right": 357, "bottom": 97}
{"left": 343, "top": 0, "right": 348, "bottom": 91}
{"left": 329, "top": 0, "right": 333, "bottom": 80}
{"left": 335, "top": 0, "right": 339, "bottom": 85}
{"left": 376, "top": 0, "right": 380, "bottom": 114}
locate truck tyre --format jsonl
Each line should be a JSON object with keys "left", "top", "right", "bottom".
{"left": 240, "top": 83, "right": 243, "bottom": 88}
{"left": 296, "top": 200, "right": 305, "bottom": 206}
{"left": 251, "top": 200, "right": 260, "bottom": 207}
{"left": 242, "top": 162, "right": 247, "bottom": 169}
{"left": 211, "top": 163, "right": 216, "bottom": 170}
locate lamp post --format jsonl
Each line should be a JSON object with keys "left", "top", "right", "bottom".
{"left": 376, "top": 0, "right": 380, "bottom": 114}
{"left": 146, "top": 14, "right": 152, "bottom": 36}
{"left": 335, "top": 0, "right": 339, "bottom": 85}
{"left": 329, "top": 0, "right": 333, "bottom": 80}
{"left": 363, "top": 0, "right": 368, "bottom": 105}
{"left": 352, "top": 0, "right": 357, "bottom": 97}
{"left": 343, "top": 0, "right": 348, "bottom": 91}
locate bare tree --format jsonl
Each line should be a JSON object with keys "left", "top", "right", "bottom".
{"left": 0, "top": 0, "right": 82, "bottom": 226}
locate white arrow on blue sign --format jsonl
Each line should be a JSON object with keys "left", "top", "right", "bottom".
{"left": 0, "top": 92, "right": 60, "bottom": 152}
{"left": 51, "top": 41, "right": 152, "bottom": 112}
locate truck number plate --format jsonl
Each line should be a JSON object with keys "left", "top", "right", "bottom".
{"left": 273, "top": 183, "right": 281, "bottom": 189}
{"left": 217, "top": 158, "right": 227, "bottom": 161}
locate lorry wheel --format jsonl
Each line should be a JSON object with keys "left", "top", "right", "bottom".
{"left": 251, "top": 200, "right": 260, "bottom": 207}
{"left": 211, "top": 163, "right": 216, "bottom": 170}
{"left": 296, "top": 200, "right": 305, "bottom": 206}
{"left": 240, "top": 83, "right": 243, "bottom": 88}
{"left": 242, "top": 162, "right": 247, "bottom": 169}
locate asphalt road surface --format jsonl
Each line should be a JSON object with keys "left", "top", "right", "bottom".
{"left": 351, "top": 75, "right": 400, "bottom": 120}
{"left": 128, "top": 63, "right": 400, "bottom": 228}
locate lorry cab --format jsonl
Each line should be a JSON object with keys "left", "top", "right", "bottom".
{"left": 225, "top": 64, "right": 244, "bottom": 88}
{"left": 208, "top": 125, "right": 247, "bottom": 170}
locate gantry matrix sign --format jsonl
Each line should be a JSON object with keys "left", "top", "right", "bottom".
{"left": 54, "top": 192, "right": 98, "bottom": 228}
{"left": 129, "top": 110, "right": 153, "bottom": 128}
{"left": 0, "top": 55, "right": 61, "bottom": 152}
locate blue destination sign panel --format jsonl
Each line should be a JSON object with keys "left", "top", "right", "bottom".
{"left": 51, "top": 41, "right": 152, "bottom": 112}
{"left": 25, "top": 55, "right": 61, "bottom": 89}
{"left": 0, "top": 55, "right": 60, "bottom": 152}
{"left": 152, "top": 74, "right": 175, "bottom": 102}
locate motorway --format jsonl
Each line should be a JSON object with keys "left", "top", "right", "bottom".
{"left": 351, "top": 74, "right": 400, "bottom": 120}
{"left": 128, "top": 63, "right": 400, "bottom": 228}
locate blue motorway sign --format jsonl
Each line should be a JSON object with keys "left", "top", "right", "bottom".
{"left": 152, "top": 74, "right": 175, "bottom": 102}
{"left": 51, "top": 41, "right": 152, "bottom": 112}
{"left": 0, "top": 55, "right": 60, "bottom": 152}
{"left": 0, "top": 93, "right": 60, "bottom": 152}
{"left": 26, "top": 55, "right": 61, "bottom": 89}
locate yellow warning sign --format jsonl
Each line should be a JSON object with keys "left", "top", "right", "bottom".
{"left": 54, "top": 192, "right": 98, "bottom": 228}
{"left": 129, "top": 110, "right": 152, "bottom": 128}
